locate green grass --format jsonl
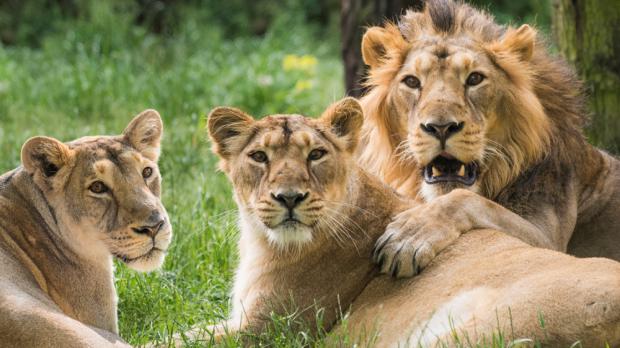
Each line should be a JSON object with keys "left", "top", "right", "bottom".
{"left": 0, "top": 8, "right": 342, "bottom": 347}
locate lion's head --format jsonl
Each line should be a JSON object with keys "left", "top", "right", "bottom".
{"left": 208, "top": 98, "right": 363, "bottom": 248}
{"left": 20, "top": 110, "right": 172, "bottom": 271}
{"left": 358, "top": 0, "right": 587, "bottom": 201}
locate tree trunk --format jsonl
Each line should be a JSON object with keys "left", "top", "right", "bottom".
{"left": 552, "top": 0, "right": 620, "bottom": 152}
{"left": 340, "top": 0, "right": 423, "bottom": 97}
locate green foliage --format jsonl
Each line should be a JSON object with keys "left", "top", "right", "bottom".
{"left": 0, "top": 0, "right": 548, "bottom": 48}
{"left": 470, "top": 0, "right": 552, "bottom": 31}
{"left": 0, "top": 0, "right": 340, "bottom": 47}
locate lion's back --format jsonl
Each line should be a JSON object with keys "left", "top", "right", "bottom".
{"left": 343, "top": 230, "right": 620, "bottom": 346}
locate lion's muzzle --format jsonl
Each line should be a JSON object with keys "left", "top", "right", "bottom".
{"left": 420, "top": 121, "right": 464, "bottom": 149}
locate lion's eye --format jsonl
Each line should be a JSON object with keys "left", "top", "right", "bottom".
{"left": 402, "top": 75, "right": 421, "bottom": 89}
{"left": 308, "top": 149, "right": 327, "bottom": 161}
{"left": 89, "top": 181, "right": 108, "bottom": 194}
{"left": 249, "top": 151, "right": 268, "bottom": 163}
{"left": 142, "top": 167, "right": 153, "bottom": 179}
{"left": 466, "top": 72, "right": 485, "bottom": 86}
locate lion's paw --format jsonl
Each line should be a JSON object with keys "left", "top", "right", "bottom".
{"left": 372, "top": 206, "right": 462, "bottom": 278}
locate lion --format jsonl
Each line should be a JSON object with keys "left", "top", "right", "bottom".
{"left": 0, "top": 110, "right": 172, "bottom": 347}
{"left": 197, "top": 97, "right": 620, "bottom": 347}
{"left": 357, "top": 0, "right": 620, "bottom": 278}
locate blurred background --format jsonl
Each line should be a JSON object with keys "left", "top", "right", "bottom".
{"left": 0, "top": 0, "right": 617, "bottom": 154}
{"left": 0, "top": 1, "right": 617, "bottom": 345}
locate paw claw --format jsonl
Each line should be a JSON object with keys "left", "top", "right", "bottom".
{"left": 389, "top": 245, "right": 405, "bottom": 277}
{"left": 373, "top": 234, "right": 392, "bottom": 263}
{"left": 411, "top": 248, "right": 419, "bottom": 275}
{"left": 377, "top": 253, "right": 386, "bottom": 269}
{"left": 390, "top": 260, "right": 400, "bottom": 278}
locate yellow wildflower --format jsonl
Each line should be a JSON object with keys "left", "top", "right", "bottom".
{"left": 294, "top": 79, "right": 314, "bottom": 92}
{"left": 283, "top": 54, "right": 318, "bottom": 72}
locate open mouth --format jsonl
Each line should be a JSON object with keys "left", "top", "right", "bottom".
{"left": 423, "top": 154, "right": 478, "bottom": 186}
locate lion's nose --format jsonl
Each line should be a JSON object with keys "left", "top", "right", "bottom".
{"left": 420, "top": 121, "right": 464, "bottom": 146}
{"left": 272, "top": 191, "right": 309, "bottom": 210}
{"left": 132, "top": 219, "right": 165, "bottom": 238}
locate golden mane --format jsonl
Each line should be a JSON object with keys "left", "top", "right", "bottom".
{"left": 359, "top": 0, "right": 593, "bottom": 200}
{"left": 358, "top": 23, "right": 420, "bottom": 196}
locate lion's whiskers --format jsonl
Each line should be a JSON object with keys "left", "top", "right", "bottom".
{"left": 394, "top": 138, "right": 420, "bottom": 167}
{"left": 482, "top": 139, "right": 513, "bottom": 168}
{"left": 318, "top": 212, "right": 356, "bottom": 250}
{"left": 320, "top": 199, "right": 380, "bottom": 218}
{"left": 205, "top": 209, "right": 238, "bottom": 226}
{"left": 318, "top": 216, "right": 347, "bottom": 249}
{"left": 323, "top": 206, "right": 368, "bottom": 239}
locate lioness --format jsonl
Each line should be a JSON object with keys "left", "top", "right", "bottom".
{"left": 202, "top": 98, "right": 620, "bottom": 346}
{"left": 0, "top": 110, "right": 172, "bottom": 347}
{"left": 357, "top": 0, "right": 620, "bottom": 277}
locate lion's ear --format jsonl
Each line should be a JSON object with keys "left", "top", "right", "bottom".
{"left": 320, "top": 97, "right": 364, "bottom": 152}
{"left": 497, "top": 24, "right": 536, "bottom": 61}
{"left": 362, "top": 27, "right": 390, "bottom": 68}
{"left": 207, "top": 107, "right": 254, "bottom": 159}
{"left": 123, "top": 109, "right": 163, "bottom": 161}
{"left": 21, "top": 136, "right": 72, "bottom": 177}
{"left": 362, "top": 24, "right": 408, "bottom": 69}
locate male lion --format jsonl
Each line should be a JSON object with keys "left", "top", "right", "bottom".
{"left": 0, "top": 110, "right": 172, "bottom": 347}
{"left": 198, "top": 97, "right": 620, "bottom": 347}
{"left": 358, "top": 0, "right": 620, "bottom": 277}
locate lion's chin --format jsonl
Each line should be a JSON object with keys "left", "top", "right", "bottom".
{"left": 423, "top": 155, "right": 478, "bottom": 186}
{"left": 120, "top": 248, "right": 167, "bottom": 272}
{"left": 266, "top": 222, "right": 313, "bottom": 248}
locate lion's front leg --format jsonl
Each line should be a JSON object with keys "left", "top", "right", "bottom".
{"left": 374, "top": 189, "right": 559, "bottom": 278}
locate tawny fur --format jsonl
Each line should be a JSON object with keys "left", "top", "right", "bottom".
{"left": 357, "top": 0, "right": 620, "bottom": 278}
{"left": 0, "top": 110, "right": 172, "bottom": 347}
{"left": 199, "top": 98, "right": 620, "bottom": 347}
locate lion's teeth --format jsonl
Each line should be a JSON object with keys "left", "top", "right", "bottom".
{"left": 432, "top": 166, "right": 441, "bottom": 177}
{"left": 458, "top": 165, "right": 466, "bottom": 177}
